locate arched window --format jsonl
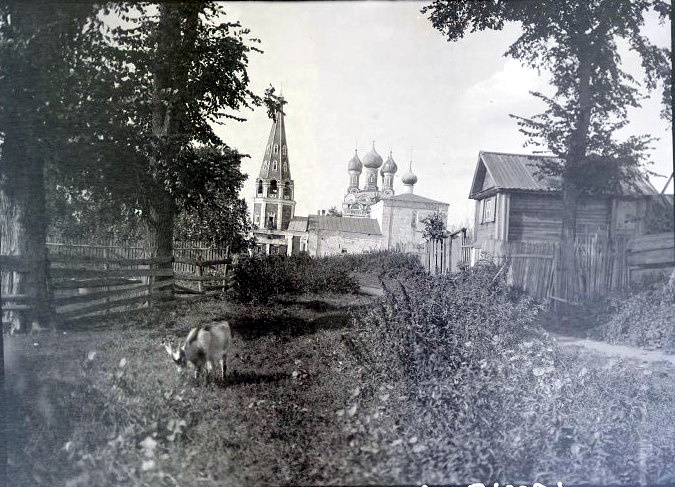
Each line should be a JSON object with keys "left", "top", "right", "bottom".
{"left": 257, "top": 180, "right": 263, "bottom": 194}
{"left": 284, "top": 182, "right": 291, "bottom": 200}
{"left": 272, "top": 160, "right": 278, "bottom": 171}
{"left": 274, "top": 144, "right": 279, "bottom": 154}
{"left": 282, "top": 145, "right": 287, "bottom": 155}
{"left": 268, "top": 180, "right": 278, "bottom": 197}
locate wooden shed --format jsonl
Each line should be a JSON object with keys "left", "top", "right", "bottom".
{"left": 469, "top": 151, "right": 659, "bottom": 250}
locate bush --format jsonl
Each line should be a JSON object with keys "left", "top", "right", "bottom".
{"left": 589, "top": 287, "right": 675, "bottom": 350}
{"left": 339, "top": 250, "right": 425, "bottom": 280}
{"left": 228, "top": 253, "right": 359, "bottom": 303}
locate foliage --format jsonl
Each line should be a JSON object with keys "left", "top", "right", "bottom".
{"left": 338, "top": 250, "right": 425, "bottom": 280}
{"left": 172, "top": 146, "right": 254, "bottom": 252}
{"left": 643, "top": 194, "right": 675, "bottom": 234}
{"left": 420, "top": 210, "right": 449, "bottom": 242}
{"left": 346, "top": 262, "right": 675, "bottom": 482}
{"left": 589, "top": 286, "right": 675, "bottom": 350}
{"left": 228, "top": 253, "right": 359, "bottom": 303}
{"left": 6, "top": 285, "right": 675, "bottom": 485}
{"left": 50, "top": 2, "right": 265, "bottom": 257}
{"left": 423, "top": 0, "right": 670, "bottom": 188}
{"left": 326, "top": 206, "right": 343, "bottom": 217}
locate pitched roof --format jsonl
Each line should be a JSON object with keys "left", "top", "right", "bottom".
{"left": 386, "top": 193, "right": 447, "bottom": 205}
{"left": 287, "top": 217, "right": 308, "bottom": 232}
{"left": 469, "top": 151, "right": 658, "bottom": 199}
{"left": 308, "top": 215, "right": 381, "bottom": 235}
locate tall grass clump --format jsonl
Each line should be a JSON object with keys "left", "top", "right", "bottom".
{"left": 229, "top": 253, "right": 359, "bottom": 303}
{"left": 345, "top": 262, "right": 675, "bottom": 483}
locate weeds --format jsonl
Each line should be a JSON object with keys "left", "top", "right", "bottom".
{"left": 346, "top": 261, "right": 675, "bottom": 483}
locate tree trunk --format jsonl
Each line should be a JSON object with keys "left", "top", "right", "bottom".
{"left": 555, "top": 46, "right": 593, "bottom": 303}
{"left": 145, "top": 186, "right": 175, "bottom": 301}
{"left": 0, "top": 231, "right": 6, "bottom": 487}
{"left": 0, "top": 123, "right": 53, "bottom": 332}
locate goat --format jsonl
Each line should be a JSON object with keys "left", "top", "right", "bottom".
{"left": 163, "top": 321, "right": 231, "bottom": 382}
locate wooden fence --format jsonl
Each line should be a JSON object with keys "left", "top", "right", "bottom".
{"left": 173, "top": 242, "right": 231, "bottom": 300}
{"left": 472, "top": 234, "right": 656, "bottom": 301}
{"left": 626, "top": 232, "right": 675, "bottom": 284}
{"left": 424, "top": 228, "right": 471, "bottom": 275}
{"left": 1, "top": 239, "right": 231, "bottom": 327}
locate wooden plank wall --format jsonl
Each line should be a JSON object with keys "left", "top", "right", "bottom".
{"left": 626, "top": 232, "right": 675, "bottom": 283}
{"left": 1, "top": 239, "right": 230, "bottom": 326}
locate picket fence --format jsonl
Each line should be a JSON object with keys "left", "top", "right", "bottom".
{"left": 1, "top": 239, "right": 231, "bottom": 326}
{"left": 424, "top": 228, "right": 471, "bottom": 275}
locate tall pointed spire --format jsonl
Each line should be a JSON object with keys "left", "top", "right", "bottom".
{"left": 253, "top": 97, "right": 296, "bottom": 232}
{"left": 259, "top": 97, "right": 290, "bottom": 181}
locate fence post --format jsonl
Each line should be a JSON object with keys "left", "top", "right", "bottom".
{"left": 196, "top": 254, "right": 204, "bottom": 295}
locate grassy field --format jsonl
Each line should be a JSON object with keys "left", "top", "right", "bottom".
{"left": 4, "top": 284, "right": 675, "bottom": 485}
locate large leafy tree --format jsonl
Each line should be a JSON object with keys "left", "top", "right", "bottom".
{"left": 0, "top": 2, "right": 96, "bottom": 329}
{"left": 77, "top": 3, "right": 261, "bottom": 286}
{"left": 423, "top": 0, "right": 671, "bottom": 299}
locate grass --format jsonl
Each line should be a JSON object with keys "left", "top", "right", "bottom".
{"left": 4, "top": 280, "right": 675, "bottom": 485}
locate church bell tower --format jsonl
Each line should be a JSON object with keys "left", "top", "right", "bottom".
{"left": 252, "top": 97, "right": 296, "bottom": 231}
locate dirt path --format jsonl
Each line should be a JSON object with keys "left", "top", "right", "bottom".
{"left": 553, "top": 333, "right": 675, "bottom": 366}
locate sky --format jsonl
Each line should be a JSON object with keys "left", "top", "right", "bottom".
{"left": 215, "top": 1, "right": 673, "bottom": 226}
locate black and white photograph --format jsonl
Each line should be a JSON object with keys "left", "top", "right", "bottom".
{"left": 0, "top": 1, "right": 673, "bottom": 485}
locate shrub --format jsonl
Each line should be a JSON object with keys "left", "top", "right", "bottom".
{"left": 339, "top": 250, "right": 425, "bottom": 280}
{"left": 589, "top": 287, "right": 675, "bottom": 350}
{"left": 228, "top": 253, "right": 359, "bottom": 303}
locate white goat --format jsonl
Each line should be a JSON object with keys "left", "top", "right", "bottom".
{"left": 163, "top": 321, "right": 231, "bottom": 381}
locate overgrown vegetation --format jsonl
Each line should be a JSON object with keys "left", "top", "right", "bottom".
{"left": 589, "top": 285, "right": 675, "bottom": 351}
{"left": 5, "top": 256, "right": 675, "bottom": 485}
{"left": 346, "top": 262, "right": 675, "bottom": 483}
{"left": 228, "top": 253, "right": 359, "bottom": 303}
{"left": 338, "top": 250, "right": 425, "bottom": 280}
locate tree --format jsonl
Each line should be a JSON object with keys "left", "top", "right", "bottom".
{"left": 327, "top": 206, "right": 343, "bottom": 217}
{"left": 423, "top": 0, "right": 671, "bottom": 299}
{"left": 0, "top": 2, "right": 96, "bottom": 330}
{"left": 173, "top": 145, "right": 254, "bottom": 252}
{"left": 61, "top": 2, "right": 264, "bottom": 295}
{"left": 421, "top": 211, "right": 449, "bottom": 241}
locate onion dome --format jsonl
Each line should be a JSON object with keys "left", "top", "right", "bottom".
{"left": 362, "top": 143, "right": 383, "bottom": 169}
{"left": 401, "top": 162, "right": 418, "bottom": 185}
{"left": 401, "top": 171, "right": 418, "bottom": 185}
{"left": 347, "top": 150, "right": 362, "bottom": 173}
{"left": 382, "top": 152, "right": 398, "bottom": 174}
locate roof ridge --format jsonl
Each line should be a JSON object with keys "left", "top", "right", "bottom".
{"left": 479, "top": 150, "right": 561, "bottom": 159}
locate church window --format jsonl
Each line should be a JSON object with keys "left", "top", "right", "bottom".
{"left": 272, "top": 160, "right": 278, "bottom": 171}
{"left": 257, "top": 180, "right": 263, "bottom": 194}
{"left": 274, "top": 144, "right": 279, "bottom": 154}
{"left": 262, "top": 160, "right": 268, "bottom": 170}
{"left": 268, "top": 180, "right": 278, "bottom": 197}
{"left": 284, "top": 182, "right": 291, "bottom": 200}
{"left": 368, "top": 174, "right": 375, "bottom": 183}
{"left": 282, "top": 145, "right": 287, "bottom": 155}
{"left": 282, "top": 161, "right": 287, "bottom": 171}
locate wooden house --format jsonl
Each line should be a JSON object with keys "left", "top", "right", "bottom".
{"left": 469, "top": 151, "right": 659, "bottom": 252}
